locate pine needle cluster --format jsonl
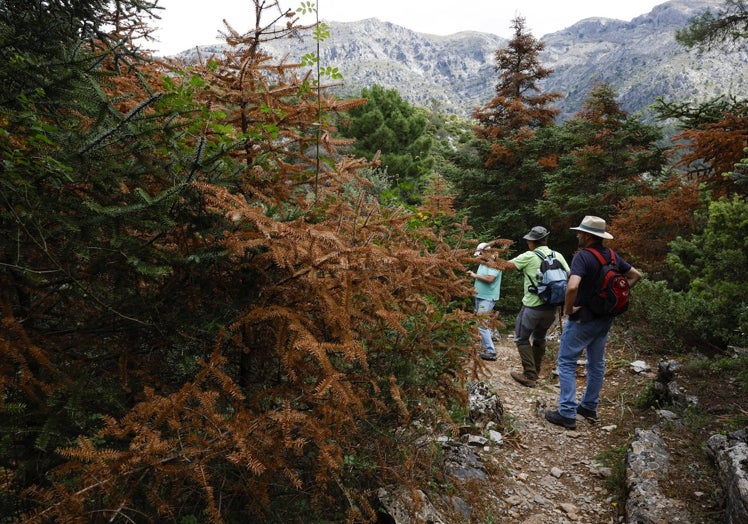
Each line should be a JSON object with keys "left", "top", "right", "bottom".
{"left": 0, "top": 1, "right": 489, "bottom": 522}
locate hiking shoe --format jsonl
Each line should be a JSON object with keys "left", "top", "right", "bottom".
{"left": 479, "top": 350, "right": 497, "bottom": 361}
{"left": 510, "top": 371, "right": 536, "bottom": 388}
{"left": 544, "top": 409, "right": 577, "bottom": 430}
{"left": 577, "top": 405, "right": 598, "bottom": 424}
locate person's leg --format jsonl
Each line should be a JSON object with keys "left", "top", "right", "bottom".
{"left": 532, "top": 344, "right": 545, "bottom": 376}
{"left": 544, "top": 317, "right": 582, "bottom": 429}
{"left": 579, "top": 318, "right": 615, "bottom": 412}
{"left": 530, "top": 308, "right": 556, "bottom": 375}
{"left": 514, "top": 307, "right": 534, "bottom": 373}
{"left": 512, "top": 306, "right": 537, "bottom": 384}
{"left": 513, "top": 305, "right": 531, "bottom": 348}
{"left": 556, "top": 319, "right": 598, "bottom": 419}
{"left": 476, "top": 298, "right": 496, "bottom": 353}
{"left": 529, "top": 308, "right": 556, "bottom": 346}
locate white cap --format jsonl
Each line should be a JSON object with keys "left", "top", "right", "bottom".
{"left": 474, "top": 242, "right": 490, "bottom": 256}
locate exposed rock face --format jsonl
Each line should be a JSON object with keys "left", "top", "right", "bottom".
{"left": 652, "top": 358, "right": 700, "bottom": 408}
{"left": 629, "top": 358, "right": 748, "bottom": 524}
{"left": 376, "top": 380, "right": 501, "bottom": 523}
{"left": 539, "top": 0, "right": 737, "bottom": 120}
{"left": 173, "top": 1, "right": 746, "bottom": 121}
{"left": 467, "top": 379, "right": 504, "bottom": 426}
{"left": 706, "top": 429, "right": 748, "bottom": 524}
{"left": 373, "top": 344, "right": 747, "bottom": 523}
{"left": 625, "top": 427, "right": 691, "bottom": 523}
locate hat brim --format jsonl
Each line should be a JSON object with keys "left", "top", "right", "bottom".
{"left": 523, "top": 233, "right": 548, "bottom": 241}
{"left": 570, "top": 226, "right": 613, "bottom": 239}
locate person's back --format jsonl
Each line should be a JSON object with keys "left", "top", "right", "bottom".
{"left": 504, "top": 227, "right": 569, "bottom": 387}
{"left": 517, "top": 244, "right": 569, "bottom": 309}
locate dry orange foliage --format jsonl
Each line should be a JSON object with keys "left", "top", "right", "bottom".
{"left": 611, "top": 177, "right": 701, "bottom": 278}
{"left": 11, "top": 3, "right": 489, "bottom": 522}
{"left": 671, "top": 107, "right": 748, "bottom": 195}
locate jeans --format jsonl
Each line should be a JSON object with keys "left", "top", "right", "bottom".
{"left": 557, "top": 316, "right": 614, "bottom": 419}
{"left": 475, "top": 297, "right": 497, "bottom": 352}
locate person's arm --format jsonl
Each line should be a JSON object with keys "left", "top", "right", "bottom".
{"left": 625, "top": 267, "right": 642, "bottom": 288}
{"left": 563, "top": 274, "right": 582, "bottom": 317}
{"left": 467, "top": 270, "right": 496, "bottom": 283}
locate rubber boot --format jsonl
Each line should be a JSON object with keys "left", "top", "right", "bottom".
{"left": 517, "top": 344, "right": 538, "bottom": 379}
{"left": 511, "top": 344, "right": 538, "bottom": 387}
{"left": 532, "top": 343, "right": 546, "bottom": 378}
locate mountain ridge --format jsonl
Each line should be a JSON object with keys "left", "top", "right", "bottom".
{"left": 174, "top": 0, "right": 747, "bottom": 121}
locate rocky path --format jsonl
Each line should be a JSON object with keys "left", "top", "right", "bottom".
{"left": 474, "top": 334, "right": 637, "bottom": 523}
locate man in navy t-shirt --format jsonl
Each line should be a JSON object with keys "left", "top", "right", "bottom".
{"left": 545, "top": 216, "right": 642, "bottom": 430}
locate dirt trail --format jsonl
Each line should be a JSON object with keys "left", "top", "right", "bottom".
{"left": 473, "top": 332, "right": 642, "bottom": 523}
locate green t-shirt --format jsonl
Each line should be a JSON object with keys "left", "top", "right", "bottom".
{"left": 475, "top": 264, "right": 501, "bottom": 301}
{"left": 510, "top": 246, "right": 570, "bottom": 307}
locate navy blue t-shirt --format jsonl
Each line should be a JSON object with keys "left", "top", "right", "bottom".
{"left": 569, "top": 243, "right": 632, "bottom": 322}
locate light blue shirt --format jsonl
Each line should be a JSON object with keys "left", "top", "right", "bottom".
{"left": 475, "top": 264, "right": 501, "bottom": 301}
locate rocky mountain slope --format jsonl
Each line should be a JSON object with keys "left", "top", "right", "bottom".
{"left": 174, "top": 0, "right": 746, "bottom": 120}
{"left": 540, "top": 0, "right": 746, "bottom": 120}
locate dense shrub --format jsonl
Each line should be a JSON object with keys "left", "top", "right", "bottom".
{"left": 628, "top": 196, "right": 748, "bottom": 353}
{"left": 622, "top": 279, "right": 705, "bottom": 353}
{"left": 668, "top": 196, "right": 748, "bottom": 348}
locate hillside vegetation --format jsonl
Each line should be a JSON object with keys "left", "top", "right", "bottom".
{"left": 0, "top": 0, "right": 746, "bottom": 522}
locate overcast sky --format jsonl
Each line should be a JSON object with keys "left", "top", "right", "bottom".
{"left": 150, "top": 0, "right": 668, "bottom": 55}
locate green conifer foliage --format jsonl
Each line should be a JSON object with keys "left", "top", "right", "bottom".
{"left": 338, "top": 84, "right": 434, "bottom": 204}
{"left": 1, "top": 1, "right": 477, "bottom": 521}
{"left": 535, "top": 83, "right": 665, "bottom": 255}
{"left": 459, "top": 16, "right": 561, "bottom": 241}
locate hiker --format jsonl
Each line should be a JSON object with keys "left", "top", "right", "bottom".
{"left": 545, "top": 216, "right": 642, "bottom": 430}
{"left": 501, "top": 226, "right": 569, "bottom": 387}
{"left": 467, "top": 242, "right": 502, "bottom": 361}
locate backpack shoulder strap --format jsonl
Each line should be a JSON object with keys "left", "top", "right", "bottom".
{"left": 534, "top": 249, "right": 560, "bottom": 262}
{"left": 584, "top": 247, "right": 608, "bottom": 266}
{"left": 527, "top": 250, "right": 548, "bottom": 287}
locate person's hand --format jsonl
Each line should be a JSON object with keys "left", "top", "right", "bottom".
{"left": 564, "top": 305, "right": 581, "bottom": 316}
{"left": 467, "top": 270, "right": 475, "bottom": 279}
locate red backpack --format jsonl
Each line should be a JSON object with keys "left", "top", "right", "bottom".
{"left": 585, "top": 247, "right": 630, "bottom": 316}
